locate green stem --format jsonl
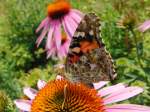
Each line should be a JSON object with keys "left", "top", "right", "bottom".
{"left": 130, "top": 28, "right": 143, "bottom": 68}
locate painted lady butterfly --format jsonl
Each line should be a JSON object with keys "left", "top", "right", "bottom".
{"left": 65, "top": 13, "right": 116, "bottom": 85}
{"left": 65, "top": 13, "right": 117, "bottom": 87}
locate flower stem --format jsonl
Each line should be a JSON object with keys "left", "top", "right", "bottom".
{"left": 130, "top": 28, "right": 143, "bottom": 68}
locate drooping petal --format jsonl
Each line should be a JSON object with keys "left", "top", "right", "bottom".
{"left": 54, "top": 64, "right": 64, "bottom": 69}
{"left": 58, "top": 45, "right": 67, "bottom": 58}
{"left": 61, "top": 39, "right": 71, "bottom": 55}
{"left": 57, "top": 40, "right": 69, "bottom": 59}
{"left": 65, "top": 15, "right": 78, "bottom": 36}
{"left": 36, "top": 17, "right": 50, "bottom": 33}
{"left": 98, "top": 83, "right": 126, "bottom": 97}
{"left": 47, "top": 45, "right": 56, "bottom": 59}
{"left": 106, "top": 104, "right": 150, "bottom": 112}
{"left": 93, "top": 81, "right": 109, "bottom": 90}
{"left": 70, "top": 9, "right": 84, "bottom": 24}
{"left": 14, "top": 100, "right": 31, "bottom": 111}
{"left": 36, "top": 22, "right": 49, "bottom": 47}
{"left": 104, "top": 87, "right": 143, "bottom": 105}
{"left": 23, "top": 87, "right": 37, "bottom": 100}
{"left": 53, "top": 20, "right": 62, "bottom": 50}
{"left": 37, "top": 80, "right": 46, "bottom": 90}
{"left": 46, "top": 21, "right": 55, "bottom": 49}
{"left": 138, "top": 20, "right": 150, "bottom": 32}
{"left": 71, "top": 9, "right": 84, "bottom": 18}
{"left": 62, "top": 15, "right": 77, "bottom": 39}
{"left": 56, "top": 75, "right": 64, "bottom": 80}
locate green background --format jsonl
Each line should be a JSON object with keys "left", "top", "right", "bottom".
{"left": 0, "top": 0, "right": 150, "bottom": 111}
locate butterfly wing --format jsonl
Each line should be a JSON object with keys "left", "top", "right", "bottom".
{"left": 65, "top": 13, "right": 117, "bottom": 86}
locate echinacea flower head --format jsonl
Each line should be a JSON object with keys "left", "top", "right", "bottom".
{"left": 138, "top": 20, "right": 150, "bottom": 32}
{"left": 14, "top": 76, "right": 150, "bottom": 112}
{"left": 31, "top": 80, "right": 104, "bottom": 112}
{"left": 36, "top": 0, "right": 84, "bottom": 59}
{"left": 117, "top": 11, "right": 137, "bottom": 29}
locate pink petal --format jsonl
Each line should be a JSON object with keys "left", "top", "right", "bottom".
{"left": 54, "top": 64, "right": 65, "bottom": 69}
{"left": 36, "top": 22, "right": 49, "bottom": 47}
{"left": 93, "top": 81, "right": 109, "bottom": 90}
{"left": 138, "top": 20, "right": 150, "bottom": 32}
{"left": 66, "top": 15, "right": 78, "bottom": 34}
{"left": 57, "top": 46, "right": 65, "bottom": 59}
{"left": 65, "top": 39, "right": 71, "bottom": 53}
{"left": 62, "top": 15, "right": 77, "bottom": 39}
{"left": 104, "top": 87, "right": 143, "bottom": 105}
{"left": 56, "top": 75, "right": 64, "bottom": 80}
{"left": 53, "top": 20, "right": 61, "bottom": 50}
{"left": 98, "top": 83, "right": 126, "bottom": 97}
{"left": 36, "top": 17, "right": 50, "bottom": 33}
{"left": 23, "top": 87, "right": 37, "bottom": 100}
{"left": 106, "top": 104, "right": 150, "bottom": 112}
{"left": 70, "top": 9, "right": 84, "bottom": 24}
{"left": 47, "top": 46, "right": 56, "bottom": 59}
{"left": 59, "top": 39, "right": 70, "bottom": 57}
{"left": 37, "top": 80, "right": 46, "bottom": 90}
{"left": 14, "top": 100, "right": 31, "bottom": 111}
{"left": 71, "top": 9, "right": 84, "bottom": 18}
{"left": 46, "top": 21, "right": 55, "bottom": 49}
{"left": 57, "top": 40, "right": 70, "bottom": 59}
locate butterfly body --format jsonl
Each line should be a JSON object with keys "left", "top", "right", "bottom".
{"left": 65, "top": 13, "right": 117, "bottom": 86}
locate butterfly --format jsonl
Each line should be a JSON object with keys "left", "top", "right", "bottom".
{"left": 65, "top": 13, "right": 117, "bottom": 87}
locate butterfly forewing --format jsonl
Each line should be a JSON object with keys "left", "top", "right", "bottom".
{"left": 65, "top": 13, "right": 117, "bottom": 86}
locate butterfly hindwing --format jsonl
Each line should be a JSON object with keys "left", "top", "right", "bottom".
{"left": 65, "top": 13, "right": 117, "bottom": 86}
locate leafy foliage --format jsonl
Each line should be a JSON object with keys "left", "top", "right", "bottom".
{"left": 0, "top": 0, "right": 150, "bottom": 111}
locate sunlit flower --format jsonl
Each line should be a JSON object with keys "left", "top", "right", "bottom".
{"left": 36, "top": 0, "right": 84, "bottom": 59}
{"left": 138, "top": 20, "right": 150, "bottom": 32}
{"left": 14, "top": 76, "right": 150, "bottom": 112}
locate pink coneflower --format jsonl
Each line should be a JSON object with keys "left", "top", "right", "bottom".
{"left": 138, "top": 20, "right": 150, "bottom": 32}
{"left": 14, "top": 76, "right": 150, "bottom": 112}
{"left": 36, "top": 0, "right": 84, "bottom": 59}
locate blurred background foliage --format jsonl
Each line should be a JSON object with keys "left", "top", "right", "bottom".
{"left": 0, "top": 0, "right": 150, "bottom": 111}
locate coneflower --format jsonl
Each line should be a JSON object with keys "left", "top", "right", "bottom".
{"left": 14, "top": 76, "right": 150, "bottom": 112}
{"left": 36, "top": 0, "right": 84, "bottom": 59}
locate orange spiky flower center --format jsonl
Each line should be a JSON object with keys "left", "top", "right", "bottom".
{"left": 47, "top": 0, "right": 71, "bottom": 19}
{"left": 31, "top": 80, "right": 105, "bottom": 112}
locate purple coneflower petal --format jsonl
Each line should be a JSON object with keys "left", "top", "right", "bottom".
{"left": 98, "top": 83, "right": 126, "bottom": 97}
{"left": 65, "top": 15, "right": 79, "bottom": 35}
{"left": 58, "top": 47, "right": 65, "bottom": 59}
{"left": 104, "top": 87, "right": 143, "bottom": 104}
{"left": 138, "top": 20, "right": 150, "bottom": 32}
{"left": 36, "top": 17, "right": 50, "bottom": 33}
{"left": 54, "top": 64, "right": 64, "bottom": 69}
{"left": 71, "top": 9, "right": 84, "bottom": 18}
{"left": 70, "top": 9, "right": 84, "bottom": 24}
{"left": 62, "top": 39, "right": 70, "bottom": 54}
{"left": 56, "top": 75, "right": 64, "bottom": 80}
{"left": 14, "top": 100, "right": 31, "bottom": 111}
{"left": 47, "top": 45, "right": 56, "bottom": 59}
{"left": 106, "top": 104, "right": 150, "bottom": 112}
{"left": 59, "top": 41, "right": 69, "bottom": 58}
{"left": 36, "top": 22, "right": 49, "bottom": 47}
{"left": 37, "top": 80, "right": 46, "bottom": 90}
{"left": 46, "top": 22, "right": 55, "bottom": 49}
{"left": 62, "top": 15, "right": 77, "bottom": 39}
{"left": 53, "top": 21, "right": 62, "bottom": 50}
{"left": 23, "top": 87, "right": 37, "bottom": 100}
{"left": 93, "top": 81, "right": 109, "bottom": 90}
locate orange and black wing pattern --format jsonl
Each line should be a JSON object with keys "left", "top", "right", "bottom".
{"left": 65, "top": 13, "right": 117, "bottom": 86}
